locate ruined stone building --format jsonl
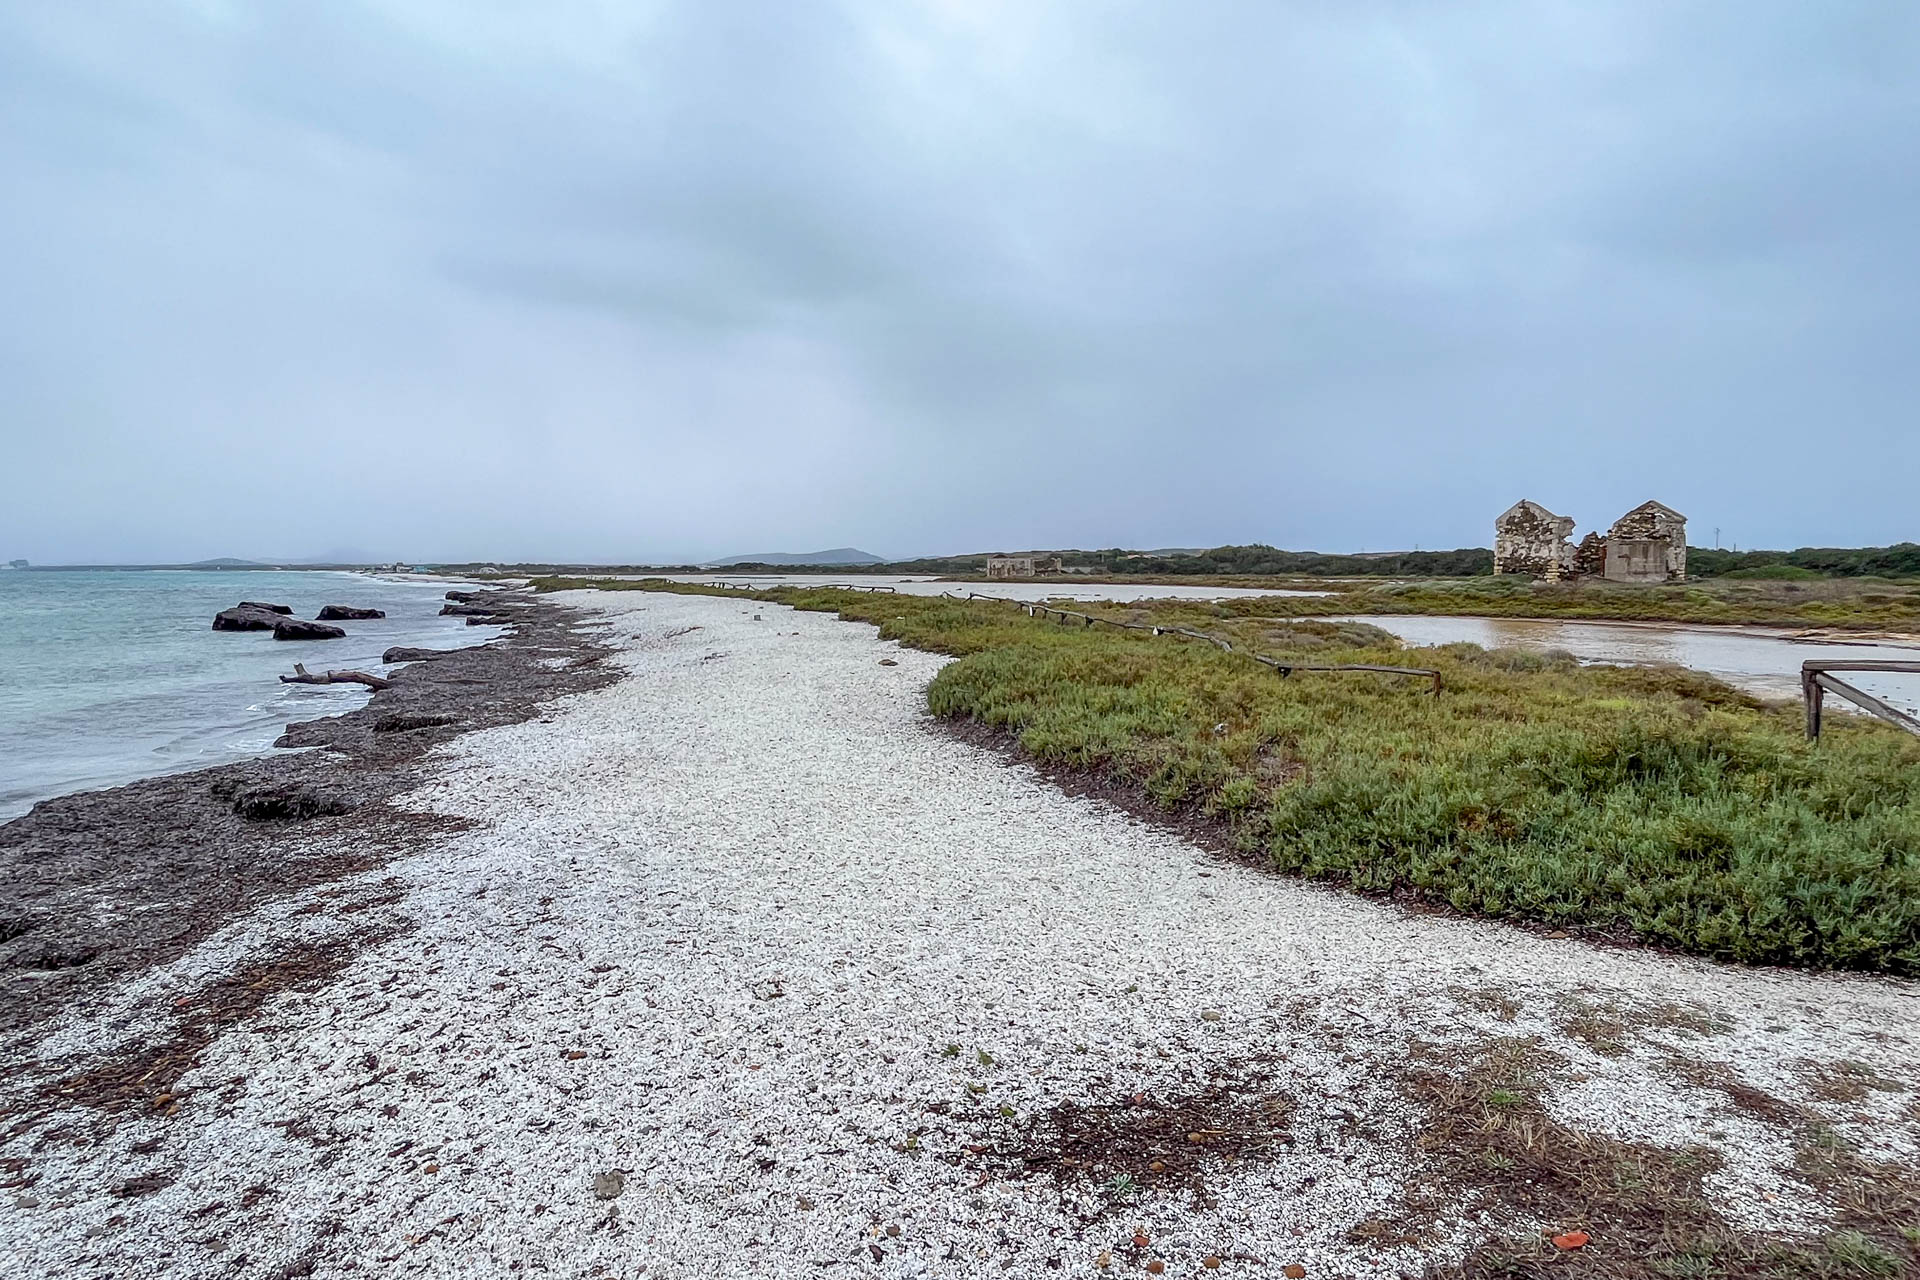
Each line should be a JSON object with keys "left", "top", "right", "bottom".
{"left": 1492, "top": 498, "right": 1688, "bottom": 582}
{"left": 985, "top": 554, "right": 1063, "bottom": 579}
{"left": 1603, "top": 501, "right": 1688, "bottom": 583}
{"left": 1492, "top": 501, "right": 1576, "bottom": 579}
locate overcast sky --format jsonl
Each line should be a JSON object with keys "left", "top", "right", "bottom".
{"left": 3, "top": 3, "right": 1916, "bottom": 564}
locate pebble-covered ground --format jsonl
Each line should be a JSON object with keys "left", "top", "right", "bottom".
{"left": 3, "top": 590, "right": 1917, "bottom": 1278}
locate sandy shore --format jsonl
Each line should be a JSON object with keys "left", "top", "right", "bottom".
{"left": 2, "top": 589, "right": 1916, "bottom": 1278}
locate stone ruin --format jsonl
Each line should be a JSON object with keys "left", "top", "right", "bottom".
{"left": 986, "top": 554, "right": 1064, "bottom": 579}
{"left": 1603, "top": 500, "right": 1689, "bottom": 583}
{"left": 1493, "top": 499, "right": 1687, "bottom": 583}
{"left": 1492, "top": 500, "right": 1577, "bottom": 580}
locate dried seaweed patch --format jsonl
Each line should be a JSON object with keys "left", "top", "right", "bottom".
{"left": 973, "top": 1081, "right": 1295, "bottom": 1207}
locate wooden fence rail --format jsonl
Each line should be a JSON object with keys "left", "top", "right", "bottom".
{"left": 1802, "top": 660, "right": 1920, "bottom": 741}
{"left": 956, "top": 591, "right": 1442, "bottom": 696}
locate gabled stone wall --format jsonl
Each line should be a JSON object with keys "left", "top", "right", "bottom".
{"left": 1603, "top": 504, "right": 1687, "bottom": 583}
{"left": 1493, "top": 503, "right": 1576, "bottom": 579}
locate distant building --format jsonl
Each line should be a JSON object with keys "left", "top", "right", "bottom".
{"left": 1603, "top": 501, "right": 1687, "bottom": 583}
{"left": 1492, "top": 501, "right": 1576, "bottom": 580}
{"left": 1492, "top": 499, "right": 1688, "bottom": 583}
{"left": 985, "top": 554, "right": 1063, "bottom": 579}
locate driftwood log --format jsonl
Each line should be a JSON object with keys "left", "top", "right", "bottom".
{"left": 279, "top": 663, "right": 392, "bottom": 690}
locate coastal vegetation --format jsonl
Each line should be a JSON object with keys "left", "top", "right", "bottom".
{"left": 1260, "top": 574, "right": 1920, "bottom": 633}
{"left": 536, "top": 578, "right": 1920, "bottom": 974}
{"left": 1010, "top": 573, "right": 1920, "bottom": 633}
{"left": 1688, "top": 542, "right": 1920, "bottom": 580}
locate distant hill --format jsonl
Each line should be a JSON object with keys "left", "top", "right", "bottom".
{"left": 291, "top": 547, "right": 381, "bottom": 565}
{"left": 705, "top": 548, "right": 887, "bottom": 567}
{"left": 186, "top": 557, "right": 272, "bottom": 568}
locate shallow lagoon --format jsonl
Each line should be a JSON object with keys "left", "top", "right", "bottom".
{"left": 1335, "top": 613, "right": 1920, "bottom": 714}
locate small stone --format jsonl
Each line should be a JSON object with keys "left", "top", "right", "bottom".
{"left": 1547, "top": 930, "right": 1570, "bottom": 940}
{"left": 14, "top": 1194, "right": 38, "bottom": 1209}
{"left": 1132, "top": 1233, "right": 1150, "bottom": 1249}
{"left": 878, "top": 658, "right": 898, "bottom": 666}
{"left": 797, "top": 1196, "right": 815, "bottom": 1210}
{"left": 564, "top": 1050, "right": 589, "bottom": 1061}
{"left": 1095, "top": 1251, "right": 1111, "bottom": 1269}
{"left": 1200, "top": 1009, "right": 1223, "bottom": 1022}
{"left": 1147, "top": 1263, "right": 1165, "bottom": 1276}
{"left": 1283, "top": 1265, "right": 1308, "bottom": 1279}
{"left": 886, "top": 1224, "right": 901, "bottom": 1238}
{"left": 1148, "top": 1160, "right": 1166, "bottom": 1173}
{"left": 1187, "top": 1132, "right": 1205, "bottom": 1144}
{"left": 593, "top": 1170, "right": 626, "bottom": 1201}
{"left": 422, "top": 1163, "right": 439, "bottom": 1174}
{"left": 1204, "top": 1259, "right": 1222, "bottom": 1271}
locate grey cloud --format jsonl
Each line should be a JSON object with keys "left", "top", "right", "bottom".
{"left": 2, "top": 2, "right": 1917, "bottom": 563}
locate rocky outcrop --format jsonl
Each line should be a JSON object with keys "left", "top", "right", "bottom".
{"left": 213, "top": 604, "right": 290, "bottom": 631}
{"left": 316, "top": 605, "right": 386, "bottom": 620}
{"left": 440, "top": 603, "right": 508, "bottom": 617}
{"left": 272, "top": 619, "right": 346, "bottom": 641}
{"left": 240, "top": 602, "right": 292, "bottom": 615}
{"left": 445, "top": 590, "right": 482, "bottom": 603}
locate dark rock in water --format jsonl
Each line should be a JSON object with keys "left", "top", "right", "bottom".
{"left": 316, "top": 605, "right": 385, "bottom": 620}
{"left": 466, "top": 615, "right": 511, "bottom": 626}
{"left": 445, "top": 590, "right": 482, "bottom": 603}
{"left": 213, "top": 604, "right": 287, "bottom": 631}
{"left": 382, "top": 646, "right": 449, "bottom": 663}
{"left": 273, "top": 619, "right": 346, "bottom": 641}
{"left": 229, "top": 783, "right": 353, "bottom": 821}
{"left": 239, "top": 601, "right": 293, "bottom": 615}
{"left": 374, "top": 712, "right": 458, "bottom": 733}
{"left": 440, "top": 602, "right": 508, "bottom": 617}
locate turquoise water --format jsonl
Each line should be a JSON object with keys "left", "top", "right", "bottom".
{"left": 0, "top": 570, "right": 501, "bottom": 821}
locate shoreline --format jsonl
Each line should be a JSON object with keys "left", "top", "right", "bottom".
{"left": 0, "top": 586, "right": 619, "bottom": 1047}
{"left": 0, "top": 570, "right": 513, "bottom": 823}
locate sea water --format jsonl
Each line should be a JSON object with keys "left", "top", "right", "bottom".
{"left": 0, "top": 570, "right": 503, "bottom": 821}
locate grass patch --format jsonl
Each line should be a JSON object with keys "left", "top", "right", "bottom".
{"left": 536, "top": 578, "right": 1920, "bottom": 974}
{"left": 1193, "top": 574, "right": 1920, "bottom": 633}
{"left": 933, "top": 571, "right": 1920, "bottom": 631}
